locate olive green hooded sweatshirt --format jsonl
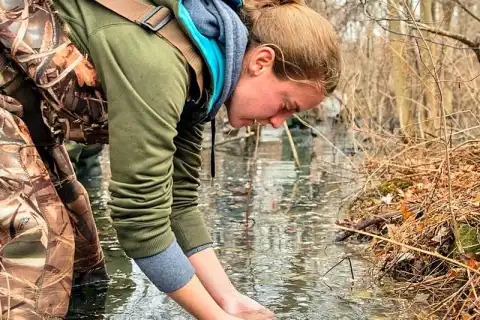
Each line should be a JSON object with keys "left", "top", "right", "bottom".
{"left": 55, "top": 0, "right": 213, "bottom": 259}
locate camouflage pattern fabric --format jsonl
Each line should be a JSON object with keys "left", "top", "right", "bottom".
{"left": 0, "top": 0, "right": 109, "bottom": 145}
{"left": 0, "top": 0, "right": 115, "bottom": 317}
{"left": 48, "top": 143, "right": 107, "bottom": 286}
{"left": 0, "top": 95, "right": 107, "bottom": 319}
{"left": 0, "top": 98, "right": 73, "bottom": 318}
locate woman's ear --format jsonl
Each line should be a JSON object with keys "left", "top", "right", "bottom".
{"left": 246, "top": 46, "right": 275, "bottom": 76}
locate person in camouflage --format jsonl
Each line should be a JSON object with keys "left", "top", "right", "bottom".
{"left": 0, "top": 0, "right": 341, "bottom": 318}
{"left": 0, "top": 96, "right": 106, "bottom": 318}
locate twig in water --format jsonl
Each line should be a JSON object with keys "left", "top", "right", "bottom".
{"left": 323, "top": 256, "right": 350, "bottom": 277}
{"left": 283, "top": 122, "right": 301, "bottom": 168}
{"left": 322, "top": 255, "right": 355, "bottom": 289}
{"left": 348, "top": 256, "right": 354, "bottom": 280}
{"left": 245, "top": 125, "right": 261, "bottom": 226}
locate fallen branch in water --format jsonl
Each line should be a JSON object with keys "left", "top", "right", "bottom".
{"left": 335, "top": 211, "right": 400, "bottom": 242}
{"left": 335, "top": 205, "right": 421, "bottom": 242}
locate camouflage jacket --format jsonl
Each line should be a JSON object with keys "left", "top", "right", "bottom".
{"left": 0, "top": 0, "right": 109, "bottom": 144}
{"left": 0, "top": 0, "right": 218, "bottom": 145}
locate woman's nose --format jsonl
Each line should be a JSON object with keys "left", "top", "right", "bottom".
{"left": 270, "top": 113, "right": 293, "bottom": 129}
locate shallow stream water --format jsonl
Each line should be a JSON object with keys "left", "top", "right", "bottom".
{"left": 68, "top": 123, "right": 409, "bottom": 319}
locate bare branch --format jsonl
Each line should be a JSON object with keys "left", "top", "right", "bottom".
{"left": 360, "top": 0, "right": 480, "bottom": 62}
{"left": 452, "top": 0, "right": 480, "bottom": 24}
{"left": 409, "top": 22, "right": 480, "bottom": 63}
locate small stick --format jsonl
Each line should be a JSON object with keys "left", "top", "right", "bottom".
{"left": 348, "top": 256, "right": 355, "bottom": 280}
{"left": 323, "top": 256, "right": 350, "bottom": 277}
{"left": 322, "top": 255, "right": 355, "bottom": 283}
{"left": 283, "top": 122, "right": 301, "bottom": 168}
{"left": 336, "top": 225, "right": 480, "bottom": 275}
{"left": 293, "top": 114, "right": 356, "bottom": 168}
{"left": 215, "top": 131, "right": 255, "bottom": 147}
{"left": 245, "top": 124, "right": 261, "bottom": 226}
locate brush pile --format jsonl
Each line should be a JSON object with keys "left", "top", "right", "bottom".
{"left": 336, "top": 140, "right": 480, "bottom": 318}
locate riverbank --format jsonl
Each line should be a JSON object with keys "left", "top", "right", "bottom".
{"left": 336, "top": 140, "right": 480, "bottom": 318}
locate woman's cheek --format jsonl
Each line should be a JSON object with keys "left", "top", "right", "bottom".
{"left": 227, "top": 112, "right": 242, "bottom": 128}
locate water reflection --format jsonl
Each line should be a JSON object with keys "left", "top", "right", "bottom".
{"left": 68, "top": 123, "right": 408, "bottom": 319}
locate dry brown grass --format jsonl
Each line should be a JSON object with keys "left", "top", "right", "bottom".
{"left": 337, "top": 138, "right": 480, "bottom": 318}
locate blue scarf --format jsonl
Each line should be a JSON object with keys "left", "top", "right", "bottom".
{"left": 183, "top": 0, "right": 248, "bottom": 110}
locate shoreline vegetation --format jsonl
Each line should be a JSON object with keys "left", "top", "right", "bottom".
{"left": 335, "top": 138, "right": 480, "bottom": 319}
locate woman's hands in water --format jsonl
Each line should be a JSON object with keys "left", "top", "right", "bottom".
{"left": 188, "top": 248, "right": 275, "bottom": 319}
{"left": 220, "top": 291, "right": 275, "bottom": 320}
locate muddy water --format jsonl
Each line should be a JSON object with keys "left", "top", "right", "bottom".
{"left": 67, "top": 123, "right": 408, "bottom": 319}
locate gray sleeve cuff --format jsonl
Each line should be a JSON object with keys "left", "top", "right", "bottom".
{"left": 184, "top": 242, "right": 214, "bottom": 257}
{"left": 134, "top": 239, "right": 195, "bottom": 293}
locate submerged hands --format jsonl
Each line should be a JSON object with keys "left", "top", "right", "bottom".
{"left": 134, "top": 241, "right": 273, "bottom": 319}
{"left": 233, "top": 310, "right": 275, "bottom": 320}
{"left": 221, "top": 292, "right": 275, "bottom": 319}
{"left": 188, "top": 248, "right": 275, "bottom": 319}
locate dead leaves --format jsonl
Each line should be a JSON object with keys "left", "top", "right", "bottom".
{"left": 417, "top": 222, "right": 424, "bottom": 232}
{"left": 339, "top": 142, "right": 480, "bottom": 317}
{"left": 471, "top": 193, "right": 480, "bottom": 207}
{"left": 447, "top": 268, "right": 458, "bottom": 279}
{"left": 401, "top": 202, "right": 415, "bottom": 219}
{"left": 459, "top": 253, "right": 480, "bottom": 270}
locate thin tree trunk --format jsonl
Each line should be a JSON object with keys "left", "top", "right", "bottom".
{"left": 440, "top": 0, "right": 454, "bottom": 116}
{"left": 419, "top": 0, "right": 440, "bottom": 137}
{"left": 388, "top": 0, "right": 413, "bottom": 139}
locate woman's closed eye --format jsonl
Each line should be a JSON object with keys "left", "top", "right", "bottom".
{"left": 282, "top": 101, "right": 301, "bottom": 114}
{"left": 282, "top": 103, "right": 293, "bottom": 113}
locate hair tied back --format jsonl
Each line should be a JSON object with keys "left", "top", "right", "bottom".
{"left": 250, "top": 0, "right": 306, "bottom": 10}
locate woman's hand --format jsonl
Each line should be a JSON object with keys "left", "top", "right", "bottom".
{"left": 188, "top": 248, "right": 275, "bottom": 319}
{"left": 168, "top": 274, "right": 243, "bottom": 320}
{"left": 220, "top": 291, "right": 275, "bottom": 320}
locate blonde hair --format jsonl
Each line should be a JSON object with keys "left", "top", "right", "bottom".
{"left": 240, "top": 0, "right": 341, "bottom": 95}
